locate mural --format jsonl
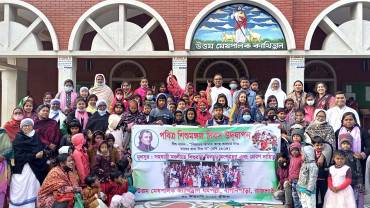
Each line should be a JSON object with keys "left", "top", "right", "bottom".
{"left": 191, "top": 4, "right": 286, "bottom": 51}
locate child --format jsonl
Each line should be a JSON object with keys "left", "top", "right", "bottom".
{"left": 276, "top": 108, "right": 289, "bottom": 133}
{"left": 134, "top": 78, "right": 149, "bottom": 102}
{"left": 173, "top": 110, "right": 184, "bottom": 125}
{"left": 293, "top": 109, "right": 309, "bottom": 129}
{"left": 339, "top": 133, "right": 364, "bottom": 208}
{"left": 284, "top": 142, "right": 302, "bottom": 208}
{"left": 297, "top": 145, "right": 318, "bottom": 208}
{"left": 323, "top": 150, "right": 356, "bottom": 208}
{"left": 144, "top": 89, "right": 156, "bottom": 109}
{"left": 93, "top": 141, "right": 116, "bottom": 184}
{"left": 290, "top": 128, "right": 305, "bottom": 144}
{"left": 80, "top": 86, "right": 90, "bottom": 102}
{"left": 60, "top": 119, "right": 82, "bottom": 147}
{"left": 149, "top": 93, "right": 174, "bottom": 125}
{"left": 182, "top": 108, "right": 200, "bottom": 126}
{"left": 191, "top": 93, "right": 201, "bottom": 109}
{"left": 312, "top": 136, "right": 331, "bottom": 208}
{"left": 207, "top": 103, "right": 229, "bottom": 126}
{"left": 196, "top": 98, "right": 211, "bottom": 127}
{"left": 143, "top": 104, "right": 152, "bottom": 123}
{"left": 110, "top": 88, "right": 126, "bottom": 113}
{"left": 88, "top": 130, "right": 105, "bottom": 168}
{"left": 273, "top": 153, "right": 289, "bottom": 203}
{"left": 106, "top": 134, "right": 121, "bottom": 163}
{"left": 168, "top": 103, "right": 177, "bottom": 114}
{"left": 82, "top": 175, "right": 107, "bottom": 208}
{"left": 265, "top": 108, "right": 277, "bottom": 124}
{"left": 176, "top": 99, "right": 187, "bottom": 114}
{"left": 304, "top": 93, "right": 315, "bottom": 123}
{"left": 284, "top": 98, "right": 295, "bottom": 126}
{"left": 103, "top": 171, "right": 129, "bottom": 205}
{"left": 71, "top": 133, "right": 90, "bottom": 185}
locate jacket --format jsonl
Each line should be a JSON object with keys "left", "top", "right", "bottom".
{"left": 297, "top": 145, "right": 318, "bottom": 193}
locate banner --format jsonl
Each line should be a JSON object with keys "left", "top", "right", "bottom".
{"left": 131, "top": 124, "right": 281, "bottom": 204}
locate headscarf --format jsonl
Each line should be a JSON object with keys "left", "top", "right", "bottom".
{"left": 264, "top": 78, "right": 286, "bottom": 108}
{"left": 18, "top": 96, "right": 32, "bottom": 108}
{"left": 71, "top": 133, "right": 85, "bottom": 151}
{"left": 305, "top": 109, "right": 335, "bottom": 149}
{"left": 166, "top": 75, "right": 184, "bottom": 99}
{"left": 89, "top": 74, "right": 114, "bottom": 107}
{"left": 3, "top": 107, "right": 24, "bottom": 142}
{"left": 110, "top": 88, "right": 126, "bottom": 113}
{"left": 107, "top": 114, "right": 121, "bottom": 132}
{"left": 120, "top": 100, "right": 146, "bottom": 128}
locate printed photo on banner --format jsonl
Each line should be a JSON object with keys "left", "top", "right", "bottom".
{"left": 135, "top": 129, "right": 159, "bottom": 152}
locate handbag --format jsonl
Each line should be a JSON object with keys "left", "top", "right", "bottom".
{"left": 73, "top": 193, "right": 84, "bottom": 208}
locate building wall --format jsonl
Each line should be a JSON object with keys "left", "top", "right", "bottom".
{"left": 24, "top": 0, "right": 337, "bottom": 50}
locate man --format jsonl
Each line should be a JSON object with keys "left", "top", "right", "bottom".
{"left": 208, "top": 74, "right": 232, "bottom": 111}
{"left": 232, "top": 77, "right": 256, "bottom": 109}
{"left": 326, "top": 91, "right": 360, "bottom": 131}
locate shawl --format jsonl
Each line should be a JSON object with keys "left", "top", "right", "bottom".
{"left": 315, "top": 94, "right": 335, "bottom": 110}
{"left": 86, "top": 105, "right": 97, "bottom": 114}
{"left": 288, "top": 91, "right": 307, "bottom": 110}
{"left": 166, "top": 75, "right": 184, "bottom": 99}
{"left": 110, "top": 90, "right": 126, "bottom": 113}
{"left": 37, "top": 166, "right": 78, "bottom": 208}
{"left": 75, "top": 110, "right": 89, "bottom": 129}
{"left": 3, "top": 119, "right": 21, "bottom": 143}
{"left": 264, "top": 78, "right": 287, "bottom": 108}
{"left": 86, "top": 111, "right": 110, "bottom": 132}
{"left": 305, "top": 109, "right": 335, "bottom": 148}
{"left": 58, "top": 91, "right": 78, "bottom": 112}
{"left": 34, "top": 118, "right": 61, "bottom": 146}
{"left": 0, "top": 129, "right": 13, "bottom": 159}
{"left": 120, "top": 108, "right": 147, "bottom": 128}
{"left": 89, "top": 74, "right": 114, "bottom": 106}
{"left": 338, "top": 126, "right": 362, "bottom": 153}
{"left": 12, "top": 131, "right": 48, "bottom": 184}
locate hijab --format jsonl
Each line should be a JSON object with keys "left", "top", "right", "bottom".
{"left": 3, "top": 107, "right": 24, "bottom": 142}
{"left": 264, "top": 78, "right": 286, "bottom": 108}
{"left": 89, "top": 74, "right": 114, "bottom": 107}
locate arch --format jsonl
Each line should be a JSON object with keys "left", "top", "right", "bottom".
{"left": 193, "top": 58, "right": 249, "bottom": 85}
{"left": 109, "top": 60, "right": 146, "bottom": 87}
{"left": 68, "top": 0, "right": 174, "bottom": 51}
{"left": 304, "top": 0, "right": 370, "bottom": 50}
{"left": 185, "top": 0, "right": 296, "bottom": 50}
{"left": 0, "top": 0, "right": 59, "bottom": 50}
{"left": 304, "top": 60, "right": 337, "bottom": 92}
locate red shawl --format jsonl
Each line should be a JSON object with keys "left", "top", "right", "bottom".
{"left": 167, "top": 75, "right": 184, "bottom": 99}
{"left": 34, "top": 118, "right": 61, "bottom": 146}
{"left": 3, "top": 119, "right": 20, "bottom": 142}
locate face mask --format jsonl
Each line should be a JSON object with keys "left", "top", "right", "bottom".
{"left": 14, "top": 115, "right": 24, "bottom": 121}
{"left": 306, "top": 100, "right": 315, "bottom": 106}
{"left": 242, "top": 114, "right": 251, "bottom": 121}
{"left": 64, "top": 86, "right": 73, "bottom": 92}
{"left": 98, "top": 110, "right": 107, "bottom": 116}
{"left": 146, "top": 95, "right": 154, "bottom": 100}
{"left": 278, "top": 161, "right": 288, "bottom": 168}
{"left": 116, "top": 95, "right": 123, "bottom": 100}
{"left": 229, "top": 84, "right": 237, "bottom": 90}
{"left": 267, "top": 115, "right": 275, "bottom": 120}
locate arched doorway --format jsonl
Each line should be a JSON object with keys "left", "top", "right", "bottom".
{"left": 109, "top": 60, "right": 146, "bottom": 90}
{"left": 304, "top": 60, "right": 337, "bottom": 94}
{"left": 194, "top": 59, "right": 249, "bottom": 89}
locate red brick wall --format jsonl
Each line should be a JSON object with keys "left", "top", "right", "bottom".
{"left": 24, "top": 0, "right": 338, "bottom": 50}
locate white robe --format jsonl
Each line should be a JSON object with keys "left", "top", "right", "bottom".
{"left": 264, "top": 78, "right": 287, "bottom": 108}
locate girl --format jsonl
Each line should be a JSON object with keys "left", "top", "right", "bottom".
{"left": 88, "top": 131, "right": 105, "bottom": 168}
{"left": 93, "top": 141, "right": 116, "bottom": 185}
{"left": 23, "top": 100, "right": 37, "bottom": 121}
{"left": 121, "top": 81, "right": 133, "bottom": 101}
{"left": 264, "top": 78, "right": 286, "bottom": 108}
{"left": 284, "top": 98, "right": 295, "bottom": 126}
{"left": 60, "top": 119, "right": 82, "bottom": 147}
{"left": 215, "top": 94, "right": 231, "bottom": 118}
{"left": 182, "top": 108, "right": 200, "bottom": 126}
{"left": 79, "top": 86, "right": 90, "bottom": 102}
{"left": 304, "top": 93, "right": 315, "bottom": 123}
{"left": 71, "top": 133, "right": 90, "bottom": 185}
{"left": 255, "top": 94, "right": 266, "bottom": 123}
{"left": 196, "top": 98, "right": 211, "bottom": 127}
{"left": 109, "top": 88, "right": 126, "bottom": 113}
{"left": 229, "top": 91, "right": 252, "bottom": 124}
{"left": 285, "top": 142, "right": 302, "bottom": 208}
{"left": 176, "top": 99, "right": 187, "bottom": 115}
{"left": 67, "top": 97, "right": 91, "bottom": 130}
{"left": 82, "top": 175, "right": 107, "bottom": 208}
{"left": 42, "top": 92, "right": 53, "bottom": 105}
{"left": 266, "top": 95, "right": 279, "bottom": 109}
{"left": 55, "top": 79, "right": 78, "bottom": 114}
{"left": 144, "top": 89, "right": 156, "bottom": 109}
{"left": 323, "top": 150, "right": 356, "bottom": 208}
{"left": 86, "top": 94, "right": 98, "bottom": 114}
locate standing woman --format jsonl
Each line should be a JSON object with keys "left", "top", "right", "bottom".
{"left": 34, "top": 105, "right": 61, "bottom": 158}
{"left": 287, "top": 80, "right": 307, "bottom": 110}
{"left": 314, "top": 82, "right": 335, "bottom": 110}
{"left": 0, "top": 129, "right": 12, "bottom": 207}
{"left": 89, "top": 74, "right": 114, "bottom": 107}
{"left": 23, "top": 100, "right": 38, "bottom": 121}
{"left": 3, "top": 107, "right": 24, "bottom": 142}
{"left": 264, "top": 78, "right": 286, "bottom": 108}
{"left": 10, "top": 118, "right": 48, "bottom": 208}
{"left": 55, "top": 79, "right": 78, "bottom": 114}
{"left": 255, "top": 94, "right": 266, "bottom": 123}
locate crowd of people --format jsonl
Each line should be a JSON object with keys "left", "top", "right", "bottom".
{"left": 0, "top": 71, "right": 368, "bottom": 208}
{"left": 163, "top": 162, "right": 241, "bottom": 189}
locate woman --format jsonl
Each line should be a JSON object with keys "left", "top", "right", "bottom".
{"left": 49, "top": 99, "right": 67, "bottom": 134}
{"left": 34, "top": 105, "right": 61, "bottom": 155}
{"left": 23, "top": 100, "right": 38, "bottom": 121}
{"left": 167, "top": 74, "right": 184, "bottom": 100}
{"left": 3, "top": 107, "right": 24, "bottom": 142}
{"left": 43, "top": 92, "right": 54, "bottom": 105}
{"left": 305, "top": 109, "right": 335, "bottom": 149}
{"left": 255, "top": 94, "right": 266, "bottom": 123}
{"left": 214, "top": 93, "right": 231, "bottom": 118}
{"left": 315, "top": 82, "right": 335, "bottom": 110}
{"left": 37, "top": 154, "right": 80, "bottom": 208}
{"left": 86, "top": 94, "right": 98, "bottom": 114}
{"left": 89, "top": 74, "right": 114, "bottom": 107}
{"left": 55, "top": 79, "right": 78, "bottom": 114}
{"left": 67, "top": 97, "right": 92, "bottom": 130}
{"left": 0, "top": 129, "right": 12, "bottom": 207}
{"left": 264, "top": 78, "right": 286, "bottom": 108}
{"left": 10, "top": 118, "right": 48, "bottom": 208}
{"left": 86, "top": 99, "right": 110, "bottom": 132}
{"left": 120, "top": 100, "right": 147, "bottom": 149}
{"left": 287, "top": 80, "right": 306, "bottom": 110}
{"left": 230, "top": 91, "right": 253, "bottom": 124}
{"left": 182, "top": 108, "right": 200, "bottom": 126}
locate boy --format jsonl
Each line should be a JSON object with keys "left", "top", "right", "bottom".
{"left": 297, "top": 145, "right": 318, "bottom": 208}
{"left": 276, "top": 108, "right": 289, "bottom": 133}
{"left": 340, "top": 133, "right": 364, "bottom": 208}
{"left": 206, "top": 103, "right": 229, "bottom": 126}
{"left": 284, "top": 142, "right": 302, "bottom": 208}
{"left": 293, "top": 109, "right": 309, "bottom": 129}
{"left": 312, "top": 136, "right": 330, "bottom": 208}
{"left": 103, "top": 171, "right": 129, "bottom": 205}
{"left": 143, "top": 104, "right": 152, "bottom": 123}
{"left": 149, "top": 94, "right": 174, "bottom": 125}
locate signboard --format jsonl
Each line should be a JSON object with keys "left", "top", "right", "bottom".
{"left": 132, "top": 124, "right": 281, "bottom": 204}
{"left": 191, "top": 4, "right": 286, "bottom": 51}
{"left": 57, "top": 56, "right": 73, "bottom": 71}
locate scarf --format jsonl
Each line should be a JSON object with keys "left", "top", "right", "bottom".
{"left": 0, "top": 129, "right": 12, "bottom": 159}
{"left": 166, "top": 75, "right": 184, "bottom": 99}
{"left": 75, "top": 110, "right": 89, "bottom": 129}
{"left": 338, "top": 126, "right": 361, "bottom": 153}
{"left": 60, "top": 91, "right": 78, "bottom": 112}
{"left": 89, "top": 74, "right": 114, "bottom": 106}
{"left": 121, "top": 110, "right": 146, "bottom": 128}
{"left": 34, "top": 118, "right": 61, "bottom": 146}
{"left": 3, "top": 119, "right": 21, "bottom": 143}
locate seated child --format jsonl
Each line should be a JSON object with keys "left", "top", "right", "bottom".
{"left": 82, "top": 175, "right": 107, "bottom": 208}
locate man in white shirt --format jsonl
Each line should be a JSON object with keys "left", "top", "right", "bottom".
{"left": 327, "top": 91, "right": 360, "bottom": 131}
{"left": 209, "top": 74, "right": 232, "bottom": 111}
